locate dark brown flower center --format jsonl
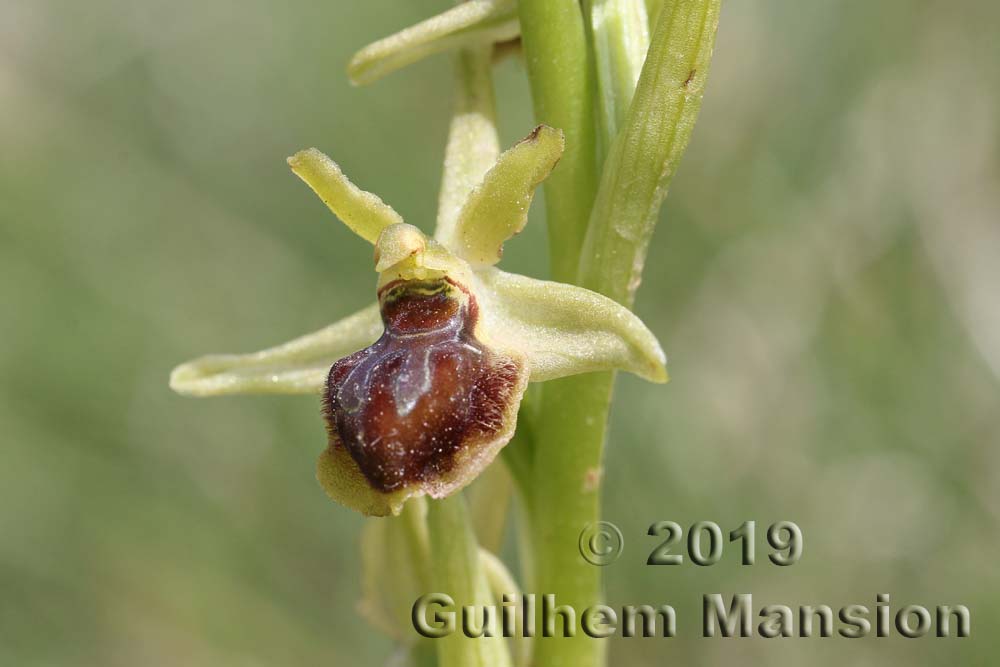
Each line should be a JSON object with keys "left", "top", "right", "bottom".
{"left": 323, "top": 279, "right": 519, "bottom": 492}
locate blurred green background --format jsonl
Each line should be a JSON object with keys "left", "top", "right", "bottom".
{"left": 2, "top": 0, "right": 998, "bottom": 664}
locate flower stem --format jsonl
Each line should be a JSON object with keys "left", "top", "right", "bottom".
{"left": 517, "top": 0, "right": 599, "bottom": 283}
{"left": 517, "top": 3, "right": 607, "bottom": 666}
{"left": 529, "top": 373, "right": 613, "bottom": 667}
{"left": 519, "top": 3, "right": 721, "bottom": 667}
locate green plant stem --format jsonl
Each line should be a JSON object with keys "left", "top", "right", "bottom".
{"left": 520, "top": 4, "right": 720, "bottom": 667}
{"left": 517, "top": 0, "right": 599, "bottom": 283}
{"left": 392, "top": 5, "right": 719, "bottom": 667}
{"left": 518, "top": 3, "right": 607, "bottom": 667}
{"left": 529, "top": 373, "right": 612, "bottom": 667}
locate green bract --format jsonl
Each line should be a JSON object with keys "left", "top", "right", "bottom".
{"left": 170, "top": 125, "right": 666, "bottom": 516}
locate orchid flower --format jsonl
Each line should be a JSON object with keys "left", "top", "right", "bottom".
{"left": 170, "top": 124, "right": 666, "bottom": 516}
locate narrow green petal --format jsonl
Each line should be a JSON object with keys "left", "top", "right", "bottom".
{"left": 450, "top": 125, "right": 564, "bottom": 266}
{"left": 475, "top": 268, "right": 667, "bottom": 383}
{"left": 288, "top": 148, "right": 403, "bottom": 244}
{"left": 518, "top": 0, "right": 599, "bottom": 282}
{"left": 170, "top": 302, "right": 382, "bottom": 396}
{"left": 347, "top": 0, "right": 519, "bottom": 86}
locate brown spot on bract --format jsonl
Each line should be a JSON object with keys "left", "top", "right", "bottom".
{"left": 523, "top": 125, "right": 543, "bottom": 143}
{"left": 583, "top": 467, "right": 603, "bottom": 493}
{"left": 684, "top": 69, "right": 697, "bottom": 87}
{"left": 323, "top": 279, "right": 520, "bottom": 493}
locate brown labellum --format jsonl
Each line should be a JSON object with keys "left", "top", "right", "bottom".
{"left": 323, "top": 279, "right": 522, "bottom": 495}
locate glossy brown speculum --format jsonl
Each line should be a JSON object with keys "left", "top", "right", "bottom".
{"left": 323, "top": 279, "right": 520, "bottom": 493}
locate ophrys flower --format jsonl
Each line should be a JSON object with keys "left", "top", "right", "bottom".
{"left": 171, "top": 125, "right": 666, "bottom": 516}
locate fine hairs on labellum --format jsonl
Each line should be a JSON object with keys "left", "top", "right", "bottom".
{"left": 323, "top": 277, "right": 520, "bottom": 492}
